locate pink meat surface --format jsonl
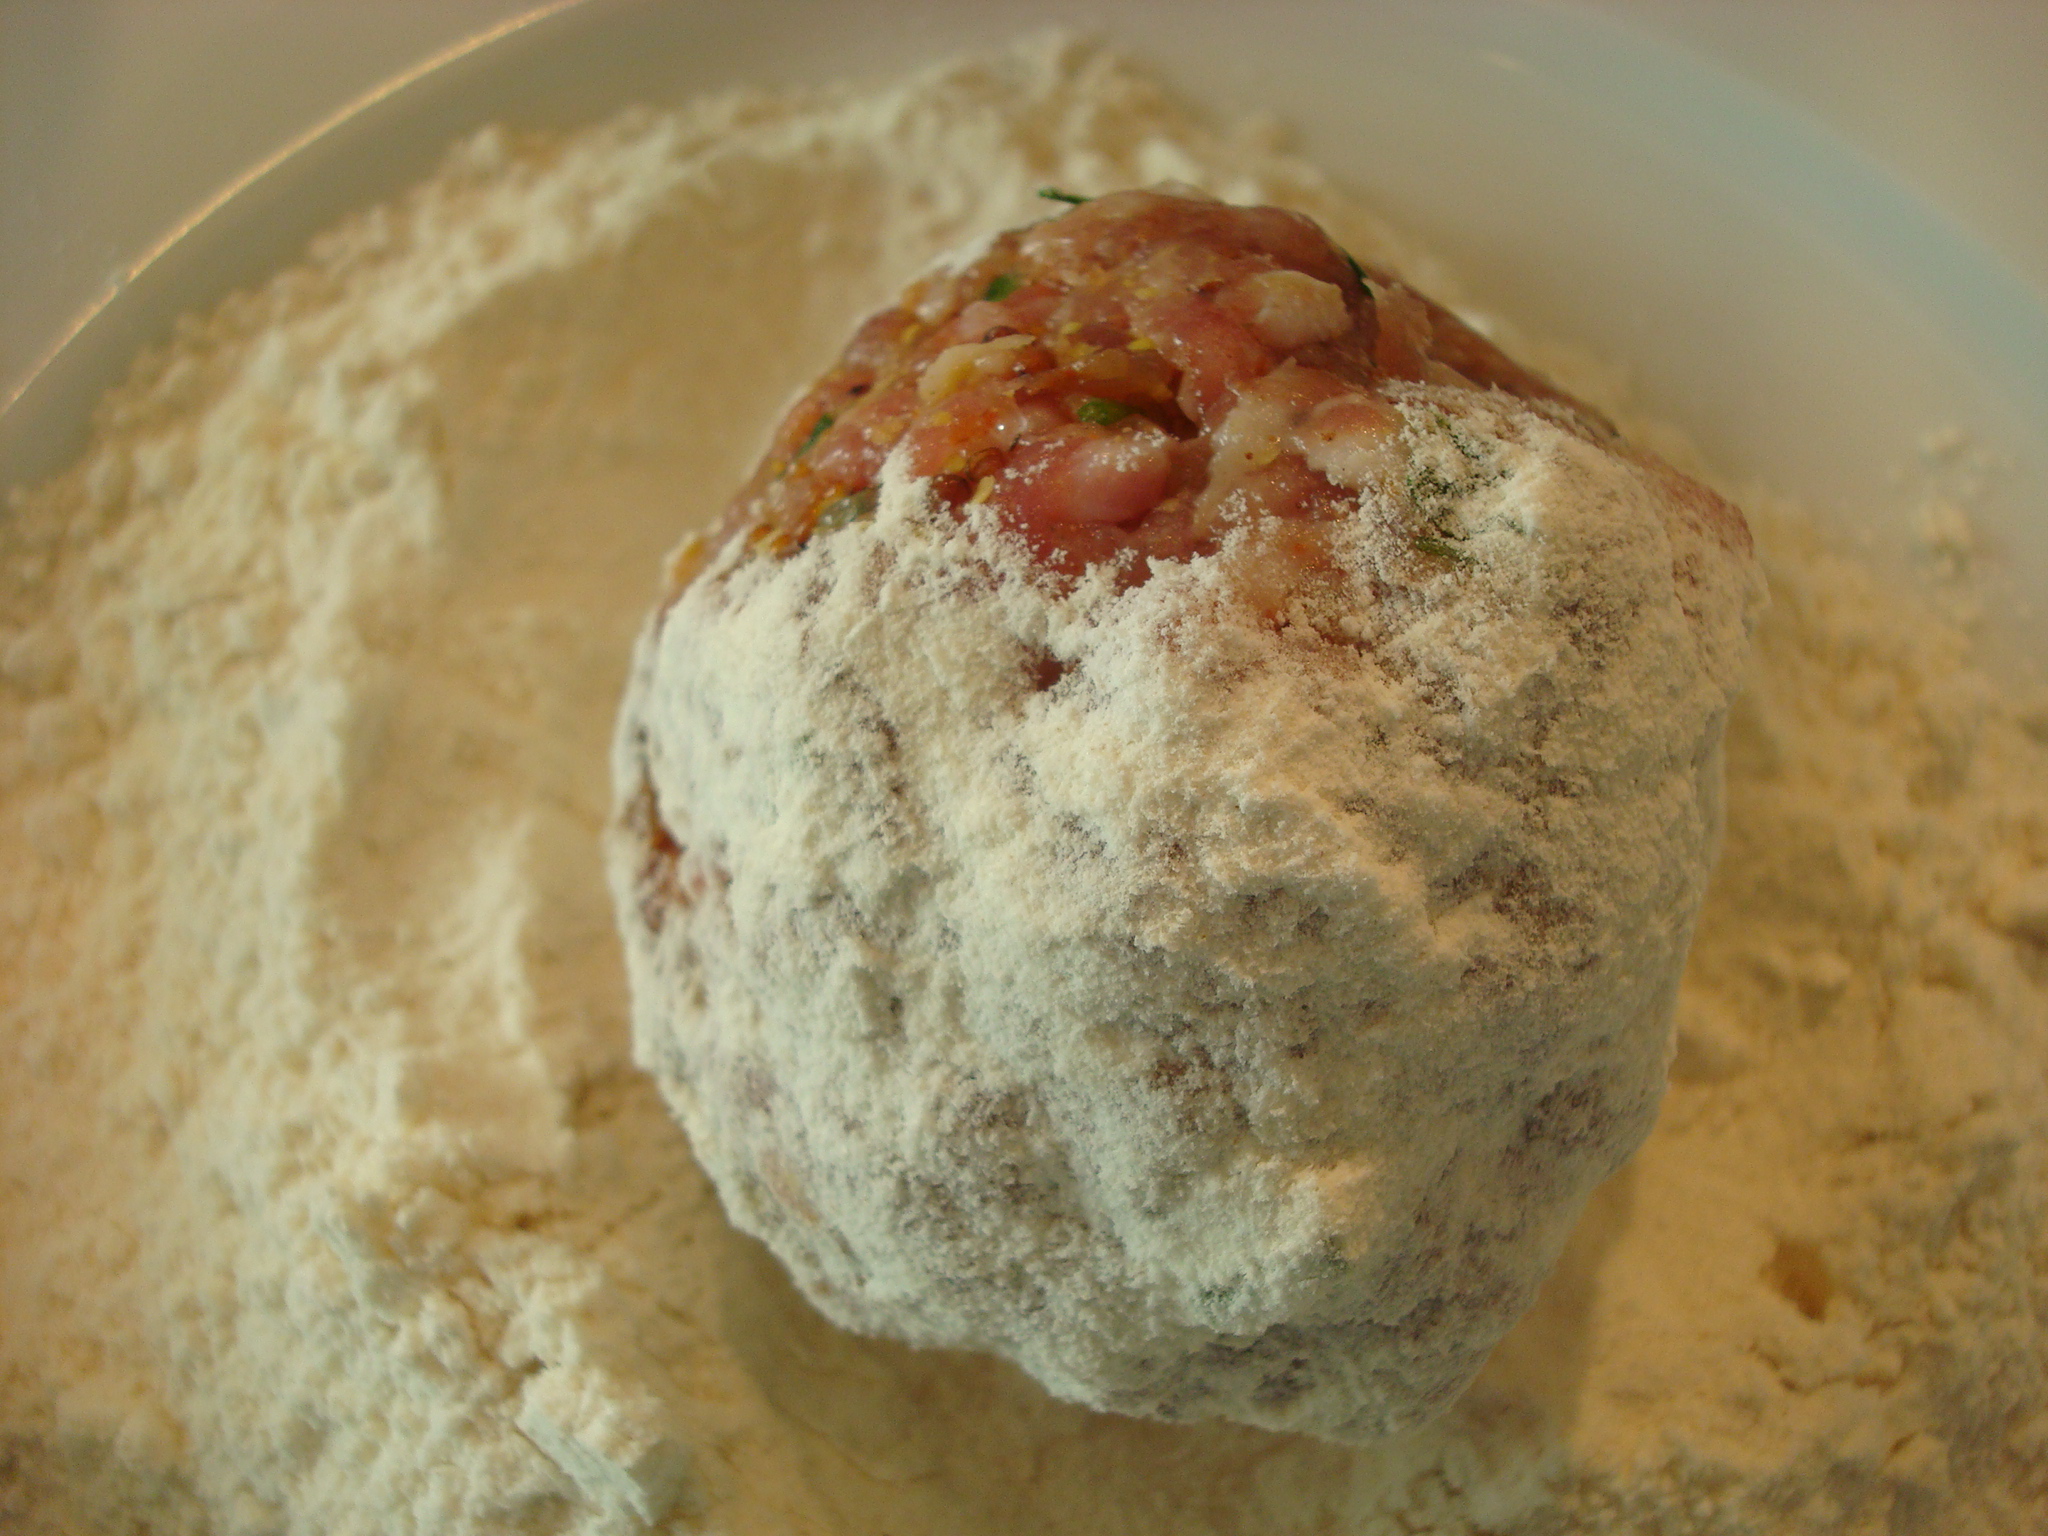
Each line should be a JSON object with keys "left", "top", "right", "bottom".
{"left": 691, "top": 188, "right": 1624, "bottom": 589}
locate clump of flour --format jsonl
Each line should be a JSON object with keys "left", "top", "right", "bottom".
{"left": 1, "top": 35, "right": 2043, "bottom": 1536}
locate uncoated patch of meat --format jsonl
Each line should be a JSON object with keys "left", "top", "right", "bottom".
{"left": 698, "top": 187, "right": 1614, "bottom": 585}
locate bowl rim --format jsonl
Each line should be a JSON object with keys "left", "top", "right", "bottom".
{"left": 5, "top": 0, "right": 2044, "bottom": 509}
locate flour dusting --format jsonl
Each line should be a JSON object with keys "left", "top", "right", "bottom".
{"left": 609, "top": 202, "right": 1761, "bottom": 1441}
{"left": 1, "top": 36, "right": 2043, "bottom": 1536}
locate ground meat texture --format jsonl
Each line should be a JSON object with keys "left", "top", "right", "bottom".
{"left": 615, "top": 185, "right": 1764, "bottom": 1445}
{"left": 694, "top": 187, "right": 1615, "bottom": 586}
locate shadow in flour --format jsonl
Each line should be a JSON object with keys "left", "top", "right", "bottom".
{"left": 707, "top": 1157, "right": 1639, "bottom": 1532}
{"left": 1464, "top": 1156, "right": 1640, "bottom": 1441}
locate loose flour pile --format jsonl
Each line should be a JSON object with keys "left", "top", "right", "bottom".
{"left": 1, "top": 35, "right": 2043, "bottom": 1536}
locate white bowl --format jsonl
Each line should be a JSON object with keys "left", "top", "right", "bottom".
{"left": 5, "top": 0, "right": 2045, "bottom": 684}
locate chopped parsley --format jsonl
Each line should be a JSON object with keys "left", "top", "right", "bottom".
{"left": 795, "top": 412, "right": 833, "bottom": 458}
{"left": 1037, "top": 187, "right": 1089, "bottom": 204}
{"left": 1404, "top": 465, "right": 1463, "bottom": 513}
{"left": 1343, "top": 251, "right": 1373, "bottom": 296}
{"left": 983, "top": 272, "right": 1023, "bottom": 301}
{"left": 814, "top": 485, "right": 880, "bottom": 532}
{"left": 1431, "top": 409, "right": 1485, "bottom": 463}
{"left": 1073, "top": 397, "right": 1132, "bottom": 427}
{"left": 1401, "top": 413, "right": 1510, "bottom": 568}
{"left": 1413, "top": 535, "right": 1474, "bottom": 564}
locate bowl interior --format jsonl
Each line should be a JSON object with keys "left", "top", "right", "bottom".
{"left": 6, "top": 0, "right": 2043, "bottom": 684}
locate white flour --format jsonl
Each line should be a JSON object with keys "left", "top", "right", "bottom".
{"left": 1, "top": 35, "right": 2043, "bottom": 1536}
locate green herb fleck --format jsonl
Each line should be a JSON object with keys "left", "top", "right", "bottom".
{"left": 1037, "top": 187, "right": 1089, "bottom": 204}
{"left": 1431, "top": 409, "right": 1484, "bottom": 463}
{"left": 814, "top": 485, "right": 880, "bottom": 532}
{"left": 983, "top": 272, "right": 1023, "bottom": 301}
{"left": 1074, "top": 397, "right": 1132, "bottom": 427}
{"left": 1405, "top": 466, "right": 1460, "bottom": 511}
{"left": 795, "top": 412, "right": 834, "bottom": 458}
{"left": 1344, "top": 251, "right": 1372, "bottom": 295}
{"left": 1413, "top": 535, "right": 1474, "bottom": 565}
{"left": 1196, "top": 1281, "right": 1242, "bottom": 1317}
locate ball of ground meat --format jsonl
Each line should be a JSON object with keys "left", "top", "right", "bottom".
{"left": 607, "top": 187, "right": 1763, "bottom": 1440}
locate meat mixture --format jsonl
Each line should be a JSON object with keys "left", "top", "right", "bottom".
{"left": 613, "top": 186, "right": 1762, "bottom": 1443}
{"left": 685, "top": 186, "right": 1618, "bottom": 589}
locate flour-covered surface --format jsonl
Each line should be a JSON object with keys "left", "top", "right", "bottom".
{"left": 1, "top": 36, "right": 2043, "bottom": 1536}
{"left": 610, "top": 187, "right": 1761, "bottom": 1440}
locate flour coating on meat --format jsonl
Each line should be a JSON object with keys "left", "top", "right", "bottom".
{"left": 609, "top": 212, "right": 1763, "bottom": 1440}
